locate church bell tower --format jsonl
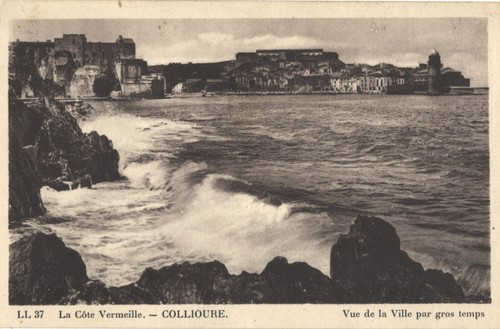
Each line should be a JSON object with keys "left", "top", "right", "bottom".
{"left": 428, "top": 48, "right": 442, "bottom": 95}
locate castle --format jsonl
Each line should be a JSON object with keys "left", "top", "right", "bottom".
{"left": 53, "top": 34, "right": 136, "bottom": 67}
{"left": 9, "top": 34, "right": 164, "bottom": 98}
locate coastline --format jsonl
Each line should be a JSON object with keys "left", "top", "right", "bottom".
{"left": 10, "top": 215, "right": 488, "bottom": 305}
{"left": 34, "top": 91, "right": 489, "bottom": 103}
{"left": 7, "top": 96, "right": 490, "bottom": 304}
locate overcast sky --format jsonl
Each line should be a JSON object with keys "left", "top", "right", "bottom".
{"left": 11, "top": 18, "right": 488, "bottom": 86}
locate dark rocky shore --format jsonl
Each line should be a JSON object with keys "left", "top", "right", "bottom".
{"left": 10, "top": 215, "right": 487, "bottom": 305}
{"left": 9, "top": 95, "right": 120, "bottom": 225}
{"left": 8, "top": 89, "right": 488, "bottom": 304}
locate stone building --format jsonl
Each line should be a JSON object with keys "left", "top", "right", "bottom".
{"left": 115, "top": 58, "right": 148, "bottom": 83}
{"left": 10, "top": 34, "right": 164, "bottom": 98}
{"left": 54, "top": 34, "right": 135, "bottom": 67}
{"left": 440, "top": 67, "right": 470, "bottom": 87}
{"left": 413, "top": 49, "right": 470, "bottom": 93}
{"left": 235, "top": 49, "right": 343, "bottom": 69}
{"left": 427, "top": 48, "right": 442, "bottom": 95}
{"left": 229, "top": 49, "right": 346, "bottom": 92}
{"left": 115, "top": 58, "right": 164, "bottom": 98}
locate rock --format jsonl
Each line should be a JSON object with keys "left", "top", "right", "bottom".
{"left": 45, "top": 178, "right": 71, "bottom": 191}
{"left": 129, "top": 256, "right": 344, "bottom": 304}
{"left": 9, "top": 126, "right": 45, "bottom": 224}
{"left": 108, "top": 284, "right": 157, "bottom": 304}
{"left": 69, "top": 66, "right": 103, "bottom": 98}
{"left": 8, "top": 99, "right": 46, "bottom": 223}
{"left": 9, "top": 97, "right": 119, "bottom": 223}
{"left": 31, "top": 100, "right": 120, "bottom": 185}
{"left": 110, "top": 90, "right": 122, "bottom": 99}
{"left": 60, "top": 280, "right": 113, "bottom": 305}
{"left": 330, "top": 215, "right": 466, "bottom": 303}
{"left": 65, "top": 102, "right": 94, "bottom": 122}
{"left": 255, "top": 256, "right": 341, "bottom": 303}
{"left": 424, "top": 269, "right": 466, "bottom": 300}
{"left": 70, "top": 65, "right": 117, "bottom": 98}
{"left": 9, "top": 233, "right": 89, "bottom": 305}
{"left": 82, "top": 131, "right": 121, "bottom": 183}
{"left": 9, "top": 99, "right": 44, "bottom": 147}
{"left": 79, "top": 174, "right": 93, "bottom": 189}
{"left": 135, "top": 261, "right": 233, "bottom": 304}
{"left": 9, "top": 217, "right": 475, "bottom": 305}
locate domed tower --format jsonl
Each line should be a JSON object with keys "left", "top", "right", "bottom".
{"left": 428, "top": 48, "right": 442, "bottom": 95}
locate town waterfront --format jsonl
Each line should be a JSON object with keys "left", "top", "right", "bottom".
{"left": 11, "top": 94, "right": 490, "bottom": 297}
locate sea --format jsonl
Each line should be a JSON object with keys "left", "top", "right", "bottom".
{"left": 11, "top": 94, "right": 490, "bottom": 297}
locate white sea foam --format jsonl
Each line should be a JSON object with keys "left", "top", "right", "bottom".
{"left": 122, "top": 160, "right": 169, "bottom": 190}
{"left": 33, "top": 162, "right": 337, "bottom": 286}
{"left": 23, "top": 103, "right": 338, "bottom": 286}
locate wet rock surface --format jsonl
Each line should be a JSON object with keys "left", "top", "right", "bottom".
{"left": 9, "top": 216, "right": 482, "bottom": 305}
{"left": 330, "top": 215, "right": 466, "bottom": 303}
{"left": 9, "top": 99, "right": 46, "bottom": 223}
{"left": 34, "top": 100, "right": 121, "bottom": 185}
{"left": 8, "top": 98, "right": 120, "bottom": 223}
{"left": 9, "top": 233, "right": 89, "bottom": 305}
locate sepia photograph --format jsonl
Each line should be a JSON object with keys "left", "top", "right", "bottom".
{"left": 1, "top": 1, "right": 499, "bottom": 328}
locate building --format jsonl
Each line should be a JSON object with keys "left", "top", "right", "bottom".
{"left": 54, "top": 34, "right": 135, "bottom": 67}
{"left": 173, "top": 79, "right": 204, "bottom": 94}
{"left": 330, "top": 76, "right": 360, "bottom": 93}
{"left": 115, "top": 58, "right": 148, "bottom": 83}
{"left": 235, "top": 49, "right": 342, "bottom": 68}
{"left": 228, "top": 48, "right": 346, "bottom": 92}
{"left": 440, "top": 67, "right": 470, "bottom": 87}
{"left": 205, "top": 79, "right": 226, "bottom": 92}
{"left": 115, "top": 58, "right": 164, "bottom": 98}
{"left": 412, "top": 49, "right": 470, "bottom": 93}
{"left": 428, "top": 48, "right": 442, "bottom": 95}
{"left": 120, "top": 75, "right": 164, "bottom": 98}
{"left": 10, "top": 34, "right": 166, "bottom": 98}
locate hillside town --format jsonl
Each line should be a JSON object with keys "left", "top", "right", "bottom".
{"left": 9, "top": 34, "right": 472, "bottom": 99}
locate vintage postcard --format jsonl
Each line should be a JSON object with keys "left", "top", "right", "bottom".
{"left": 0, "top": 1, "right": 499, "bottom": 328}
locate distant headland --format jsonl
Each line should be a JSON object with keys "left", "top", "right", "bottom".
{"left": 9, "top": 34, "right": 484, "bottom": 99}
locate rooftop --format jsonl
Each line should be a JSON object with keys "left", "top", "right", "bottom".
{"left": 429, "top": 48, "right": 440, "bottom": 56}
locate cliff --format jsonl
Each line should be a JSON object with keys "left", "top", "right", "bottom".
{"left": 8, "top": 95, "right": 120, "bottom": 224}
{"left": 69, "top": 65, "right": 119, "bottom": 98}
{"left": 9, "top": 42, "right": 116, "bottom": 98}
{"left": 9, "top": 43, "right": 69, "bottom": 98}
{"left": 10, "top": 216, "right": 481, "bottom": 305}
{"left": 9, "top": 123, "right": 46, "bottom": 223}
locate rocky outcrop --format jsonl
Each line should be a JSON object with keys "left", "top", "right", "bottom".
{"left": 25, "top": 98, "right": 118, "bottom": 184}
{"left": 35, "top": 100, "right": 121, "bottom": 186}
{"left": 8, "top": 97, "right": 120, "bottom": 223}
{"left": 9, "top": 98, "right": 46, "bottom": 223}
{"left": 9, "top": 127, "right": 46, "bottom": 223}
{"left": 9, "top": 43, "right": 75, "bottom": 98}
{"left": 9, "top": 233, "right": 342, "bottom": 305}
{"left": 330, "top": 215, "right": 466, "bottom": 303}
{"left": 122, "top": 256, "right": 341, "bottom": 304}
{"left": 10, "top": 216, "right": 477, "bottom": 305}
{"left": 254, "top": 257, "right": 344, "bottom": 303}
{"left": 9, "top": 233, "right": 89, "bottom": 305}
